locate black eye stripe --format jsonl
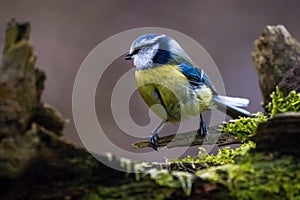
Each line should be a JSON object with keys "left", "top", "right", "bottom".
{"left": 132, "top": 48, "right": 141, "bottom": 55}
{"left": 132, "top": 41, "right": 160, "bottom": 56}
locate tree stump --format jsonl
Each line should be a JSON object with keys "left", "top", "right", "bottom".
{"left": 252, "top": 25, "right": 300, "bottom": 108}
{"left": 0, "top": 20, "right": 66, "bottom": 179}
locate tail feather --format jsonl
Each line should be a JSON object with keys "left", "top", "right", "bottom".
{"left": 213, "top": 96, "right": 251, "bottom": 119}
{"left": 216, "top": 95, "right": 249, "bottom": 107}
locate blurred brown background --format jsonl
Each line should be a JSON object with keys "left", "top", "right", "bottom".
{"left": 0, "top": 1, "right": 299, "bottom": 153}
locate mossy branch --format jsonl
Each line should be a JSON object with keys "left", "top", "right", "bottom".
{"left": 132, "top": 125, "right": 240, "bottom": 149}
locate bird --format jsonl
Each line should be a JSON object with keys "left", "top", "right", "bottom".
{"left": 125, "top": 33, "right": 250, "bottom": 150}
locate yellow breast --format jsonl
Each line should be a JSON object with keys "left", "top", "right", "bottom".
{"left": 135, "top": 65, "right": 212, "bottom": 122}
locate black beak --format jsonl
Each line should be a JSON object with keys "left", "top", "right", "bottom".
{"left": 124, "top": 53, "right": 132, "bottom": 60}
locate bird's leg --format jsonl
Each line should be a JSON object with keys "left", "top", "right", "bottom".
{"left": 197, "top": 114, "right": 208, "bottom": 136}
{"left": 150, "top": 120, "right": 166, "bottom": 151}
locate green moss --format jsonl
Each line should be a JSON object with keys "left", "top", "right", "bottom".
{"left": 176, "top": 142, "right": 255, "bottom": 166}
{"left": 149, "top": 113, "right": 265, "bottom": 197}
{"left": 220, "top": 112, "right": 268, "bottom": 142}
{"left": 196, "top": 154, "right": 300, "bottom": 199}
{"left": 266, "top": 86, "right": 300, "bottom": 117}
{"left": 219, "top": 88, "right": 300, "bottom": 143}
{"left": 94, "top": 180, "right": 174, "bottom": 200}
{"left": 148, "top": 170, "right": 194, "bottom": 196}
{"left": 81, "top": 193, "right": 101, "bottom": 200}
{"left": 150, "top": 170, "right": 181, "bottom": 188}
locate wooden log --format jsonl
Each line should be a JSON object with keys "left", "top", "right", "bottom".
{"left": 254, "top": 112, "right": 300, "bottom": 157}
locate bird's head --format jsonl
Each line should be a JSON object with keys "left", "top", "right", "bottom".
{"left": 125, "top": 33, "right": 193, "bottom": 70}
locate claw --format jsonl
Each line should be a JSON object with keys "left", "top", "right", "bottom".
{"left": 149, "top": 120, "right": 166, "bottom": 151}
{"left": 198, "top": 114, "right": 209, "bottom": 137}
{"left": 150, "top": 133, "right": 159, "bottom": 151}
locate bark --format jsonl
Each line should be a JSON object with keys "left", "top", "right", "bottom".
{"left": 252, "top": 25, "right": 300, "bottom": 108}
{"left": 254, "top": 112, "right": 300, "bottom": 158}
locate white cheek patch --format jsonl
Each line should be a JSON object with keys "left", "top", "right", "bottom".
{"left": 133, "top": 55, "right": 152, "bottom": 69}
{"left": 133, "top": 43, "right": 159, "bottom": 69}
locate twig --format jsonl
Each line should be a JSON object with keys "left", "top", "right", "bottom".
{"left": 132, "top": 125, "right": 240, "bottom": 149}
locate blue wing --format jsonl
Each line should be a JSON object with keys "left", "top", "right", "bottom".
{"left": 178, "top": 64, "right": 217, "bottom": 93}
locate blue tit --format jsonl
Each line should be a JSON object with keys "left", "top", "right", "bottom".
{"left": 125, "top": 33, "right": 250, "bottom": 150}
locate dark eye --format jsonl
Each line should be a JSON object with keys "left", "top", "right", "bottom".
{"left": 132, "top": 48, "right": 141, "bottom": 55}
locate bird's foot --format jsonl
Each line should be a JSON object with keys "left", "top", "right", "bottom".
{"left": 150, "top": 133, "right": 159, "bottom": 151}
{"left": 197, "top": 120, "right": 209, "bottom": 139}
